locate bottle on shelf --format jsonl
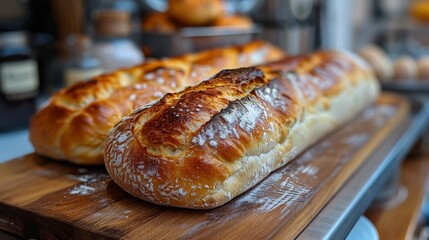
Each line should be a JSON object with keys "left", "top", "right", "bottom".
{"left": 0, "top": 31, "right": 39, "bottom": 131}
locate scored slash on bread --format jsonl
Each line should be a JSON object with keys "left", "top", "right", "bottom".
{"left": 104, "top": 51, "right": 379, "bottom": 209}
{"left": 29, "top": 41, "right": 285, "bottom": 165}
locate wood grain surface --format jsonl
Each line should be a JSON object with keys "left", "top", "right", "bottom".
{"left": 0, "top": 93, "right": 409, "bottom": 240}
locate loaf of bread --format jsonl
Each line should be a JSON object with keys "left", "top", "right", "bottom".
{"left": 417, "top": 57, "right": 429, "bottom": 80}
{"left": 104, "top": 51, "right": 379, "bottom": 209}
{"left": 30, "top": 41, "right": 284, "bottom": 165}
{"left": 393, "top": 56, "right": 417, "bottom": 80}
{"left": 358, "top": 45, "right": 392, "bottom": 82}
{"left": 167, "top": 0, "right": 224, "bottom": 26}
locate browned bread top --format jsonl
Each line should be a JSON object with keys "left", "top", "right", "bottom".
{"left": 30, "top": 41, "right": 285, "bottom": 164}
{"left": 104, "top": 50, "right": 378, "bottom": 208}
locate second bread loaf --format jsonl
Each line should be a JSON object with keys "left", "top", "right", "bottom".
{"left": 30, "top": 41, "right": 284, "bottom": 165}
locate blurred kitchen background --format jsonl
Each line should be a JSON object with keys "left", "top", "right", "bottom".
{"left": 4, "top": 1, "right": 429, "bottom": 239}
{"left": 0, "top": 0, "right": 428, "bottom": 158}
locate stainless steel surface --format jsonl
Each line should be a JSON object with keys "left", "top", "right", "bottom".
{"left": 297, "top": 97, "right": 429, "bottom": 240}
{"left": 371, "top": 167, "right": 401, "bottom": 204}
{"left": 262, "top": 25, "right": 314, "bottom": 54}
{"left": 249, "top": 0, "right": 319, "bottom": 53}
{"left": 250, "top": 0, "right": 315, "bottom": 23}
{"left": 141, "top": 27, "right": 259, "bottom": 57}
{"left": 250, "top": 0, "right": 295, "bottom": 23}
{"left": 382, "top": 82, "right": 429, "bottom": 95}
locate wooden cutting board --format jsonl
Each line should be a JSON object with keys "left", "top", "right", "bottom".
{"left": 0, "top": 93, "right": 409, "bottom": 240}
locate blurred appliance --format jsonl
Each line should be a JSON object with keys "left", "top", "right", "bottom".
{"left": 250, "top": 0, "right": 320, "bottom": 54}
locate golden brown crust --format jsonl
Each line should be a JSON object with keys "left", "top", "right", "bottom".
{"left": 141, "top": 12, "right": 177, "bottom": 33}
{"left": 417, "top": 57, "right": 429, "bottom": 80}
{"left": 167, "top": 0, "right": 224, "bottom": 26}
{"left": 213, "top": 14, "right": 253, "bottom": 29}
{"left": 358, "top": 45, "right": 393, "bottom": 82}
{"left": 30, "top": 41, "right": 285, "bottom": 164}
{"left": 104, "top": 50, "right": 379, "bottom": 208}
{"left": 393, "top": 56, "right": 417, "bottom": 80}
